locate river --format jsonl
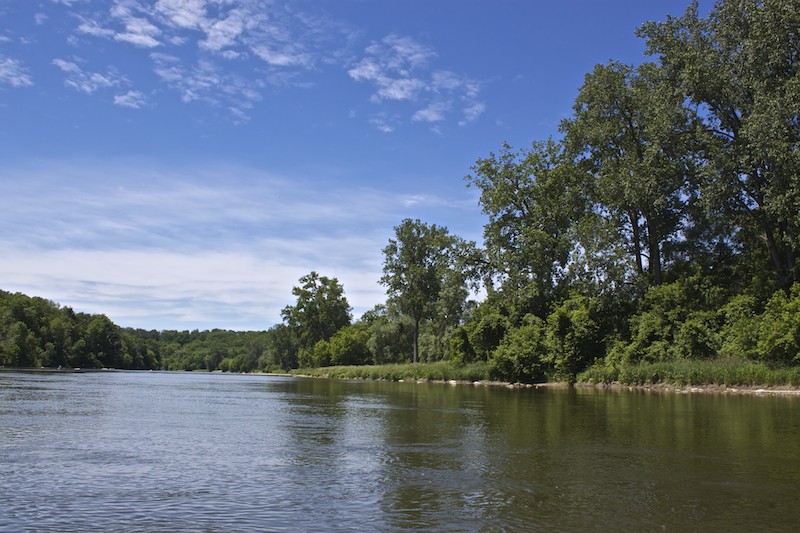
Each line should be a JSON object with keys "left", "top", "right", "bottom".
{"left": 1, "top": 370, "right": 799, "bottom": 531}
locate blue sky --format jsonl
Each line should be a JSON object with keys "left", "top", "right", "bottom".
{"left": 0, "top": 0, "right": 707, "bottom": 331}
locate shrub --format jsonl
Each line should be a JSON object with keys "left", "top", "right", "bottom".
{"left": 756, "top": 284, "right": 800, "bottom": 364}
{"left": 489, "top": 314, "right": 547, "bottom": 383}
{"left": 545, "top": 295, "right": 602, "bottom": 382}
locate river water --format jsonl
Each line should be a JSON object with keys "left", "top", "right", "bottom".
{"left": 1, "top": 371, "right": 799, "bottom": 532}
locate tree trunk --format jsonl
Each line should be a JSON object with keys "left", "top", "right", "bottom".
{"left": 646, "top": 216, "right": 663, "bottom": 285}
{"left": 412, "top": 318, "right": 419, "bottom": 364}
{"left": 763, "top": 224, "right": 788, "bottom": 288}
{"left": 630, "top": 211, "right": 644, "bottom": 275}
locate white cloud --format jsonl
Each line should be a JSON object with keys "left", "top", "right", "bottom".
{"left": 461, "top": 101, "right": 486, "bottom": 125}
{"left": 0, "top": 160, "right": 483, "bottom": 330}
{"left": 151, "top": 52, "right": 261, "bottom": 118}
{"left": 114, "top": 89, "right": 147, "bottom": 108}
{"left": 76, "top": 17, "right": 116, "bottom": 38}
{"left": 155, "top": 0, "right": 206, "bottom": 30}
{"left": 251, "top": 45, "right": 310, "bottom": 67}
{"left": 52, "top": 58, "right": 123, "bottom": 93}
{"left": 110, "top": 2, "right": 162, "bottom": 48}
{"left": 200, "top": 8, "right": 251, "bottom": 51}
{"left": 0, "top": 56, "right": 33, "bottom": 87}
{"left": 349, "top": 34, "right": 485, "bottom": 130}
{"left": 412, "top": 102, "right": 448, "bottom": 123}
{"left": 348, "top": 35, "right": 434, "bottom": 103}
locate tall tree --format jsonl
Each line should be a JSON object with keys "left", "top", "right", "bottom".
{"left": 639, "top": 0, "right": 800, "bottom": 287}
{"left": 466, "top": 138, "right": 586, "bottom": 318}
{"left": 381, "top": 219, "right": 469, "bottom": 363}
{"left": 562, "top": 61, "right": 697, "bottom": 287}
{"left": 281, "top": 272, "right": 352, "bottom": 355}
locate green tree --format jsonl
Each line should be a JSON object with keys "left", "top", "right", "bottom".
{"left": 381, "top": 219, "right": 471, "bottom": 363}
{"left": 281, "top": 272, "right": 352, "bottom": 356}
{"left": 85, "top": 315, "right": 126, "bottom": 368}
{"left": 363, "top": 304, "right": 414, "bottom": 364}
{"left": 639, "top": 0, "right": 800, "bottom": 287}
{"left": 562, "top": 61, "right": 697, "bottom": 287}
{"left": 466, "top": 139, "right": 586, "bottom": 317}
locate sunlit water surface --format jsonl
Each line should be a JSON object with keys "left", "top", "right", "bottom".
{"left": 2, "top": 371, "right": 799, "bottom": 531}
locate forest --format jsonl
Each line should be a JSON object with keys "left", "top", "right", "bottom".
{"left": 2, "top": 0, "right": 799, "bottom": 384}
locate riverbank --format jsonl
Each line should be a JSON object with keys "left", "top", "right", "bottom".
{"left": 290, "top": 359, "right": 800, "bottom": 397}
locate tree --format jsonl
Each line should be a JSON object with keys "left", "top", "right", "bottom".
{"left": 561, "top": 61, "right": 697, "bottom": 287}
{"left": 639, "top": 0, "right": 800, "bottom": 287}
{"left": 466, "top": 139, "right": 586, "bottom": 318}
{"left": 381, "top": 219, "right": 470, "bottom": 363}
{"left": 281, "top": 271, "right": 352, "bottom": 355}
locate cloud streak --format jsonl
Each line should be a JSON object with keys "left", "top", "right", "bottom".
{"left": 349, "top": 34, "right": 485, "bottom": 131}
{"left": 0, "top": 56, "right": 33, "bottom": 87}
{"left": 52, "top": 58, "right": 124, "bottom": 93}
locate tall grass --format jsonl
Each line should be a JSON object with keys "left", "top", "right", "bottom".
{"left": 578, "top": 358, "right": 800, "bottom": 387}
{"left": 291, "top": 361, "right": 492, "bottom": 382}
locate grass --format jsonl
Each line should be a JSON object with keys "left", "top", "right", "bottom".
{"left": 577, "top": 358, "right": 800, "bottom": 387}
{"left": 289, "top": 358, "right": 800, "bottom": 390}
{"left": 290, "top": 361, "right": 492, "bottom": 383}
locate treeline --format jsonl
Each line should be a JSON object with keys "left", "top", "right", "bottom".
{"left": 4, "top": 0, "right": 799, "bottom": 383}
{"left": 0, "top": 290, "right": 160, "bottom": 369}
{"left": 277, "top": 0, "right": 800, "bottom": 383}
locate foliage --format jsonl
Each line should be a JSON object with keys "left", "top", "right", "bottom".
{"left": 562, "top": 61, "right": 696, "bottom": 287}
{"left": 0, "top": 290, "right": 161, "bottom": 369}
{"left": 544, "top": 294, "right": 603, "bottom": 382}
{"left": 639, "top": 0, "right": 800, "bottom": 287}
{"left": 466, "top": 139, "right": 586, "bottom": 317}
{"left": 381, "top": 219, "right": 474, "bottom": 363}
{"left": 488, "top": 314, "right": 548, "bottom": 383}
{"left": 756, "top": 284, "right": 800, "bottom": 364}
{"left": 282, "top": 272, "right": 352, "bottom": 354}
{"left": 609, "top": 274, "right": 725, "bottom": 363}
{"left": 364, "top": 305, "right": 414, "bottom": 365}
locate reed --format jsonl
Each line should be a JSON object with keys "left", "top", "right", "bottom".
{"left": 578, "top": 359, "right": 800, "bottom": 387}
{"left": 291, "top": 361, "right": 492, "bottom": 382}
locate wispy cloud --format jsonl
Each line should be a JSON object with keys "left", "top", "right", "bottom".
{"left": 52, "top": 57, "right": 124, "bottom": 93}
{"left": 58, "top": 0, "right": 348, "bottom": 120}
{"left": 349, "top": 34, "right": 485, "bottom": 130}
{"left": 109, "top": 2, "right": 163, "bottom": 48}
{"left": 7, "top": 1, "right": 488, "bottom": 125}
{"left": 151, "top": 52, "right": 261, "bottom": 117}
{"left": 348, "top": 34, "right": 433, "bottom": 102}
{"left": 114, "top": 89, "right": 147, "bottom": 108}
{"left": 0, "top": 160, "right": 483, "bottom": 330}
{"left": 0, "top": 56, "right": 33, "bottom": 87}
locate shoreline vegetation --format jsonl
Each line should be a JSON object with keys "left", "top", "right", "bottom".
{"left": 5, "top": 362, "right": 800, "bottom": 396}
{"left": 288, "top": 360, "right": 800, "bottom": 396}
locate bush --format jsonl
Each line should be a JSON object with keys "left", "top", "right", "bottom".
{"left": 718, "top": 294, "right": 760, "bottom": 359}
{"left": 545, "top": 295, "right": 602, "bottom": 382}
{"left": 489, "top": 314, "right": 547, "bottom": 383}
{"left": 328, "top": 324, "right": 371, "bottom": 366}
{"left": 617, "top": 274, "right": 725, "bottom": 363}
{"left": 756, "top": 284, "right": 800, "bottom": 364}
{"left": 448, "top": 326, "right": 475, "bottom": 365}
